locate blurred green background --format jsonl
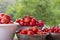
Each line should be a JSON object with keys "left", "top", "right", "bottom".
{"left": 4, "top": 0, "right": 60, "bottom": 26}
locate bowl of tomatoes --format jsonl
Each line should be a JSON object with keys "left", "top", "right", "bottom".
{"left": 16, "top": 26, "right": 47, "bottom": 40}
{"left": 0, "top": 13, "right": 19, "bottom": 40}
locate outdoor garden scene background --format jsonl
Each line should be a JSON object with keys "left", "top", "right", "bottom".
{"left": 0, "top": 0, "right": 60, "bottom": 26}
{"left": 0, "top": 0, "right": 60, "bottom": 40}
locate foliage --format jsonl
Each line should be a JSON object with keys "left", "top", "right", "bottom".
{"left": 5, "top": 0, "right": 60, "bottom": 26}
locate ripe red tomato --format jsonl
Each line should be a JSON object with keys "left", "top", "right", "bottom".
{"left": 27, "top": 31, "right": 34, "bottom": 35}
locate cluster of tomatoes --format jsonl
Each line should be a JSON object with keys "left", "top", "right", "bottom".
{"left": 1, "top": 13, "right": 60, "bottom": 35}
{"left": 17, "top": 26, "right": 46, "bottom": 35}
{"left": 17, "top": 26, "right": 60, "bottom": 35}
{"left": 42, "top": 26, "right": 60, "bottom": 33}
{"left": 0, "top": 13, "right": 13, "bottom": 24}
{"left": 15, "top": 15, "right": 60, "bottom": 35}
{"left": 15, "top": 15, "right": 44, "bottom": 27}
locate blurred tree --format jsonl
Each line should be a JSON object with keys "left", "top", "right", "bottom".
{"left": 5, "top": 0, "right": 60, "bottom": 26}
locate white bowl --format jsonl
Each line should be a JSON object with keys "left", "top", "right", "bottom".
{"left": 0, "top": 23, "right": 19, "bottom": 40}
